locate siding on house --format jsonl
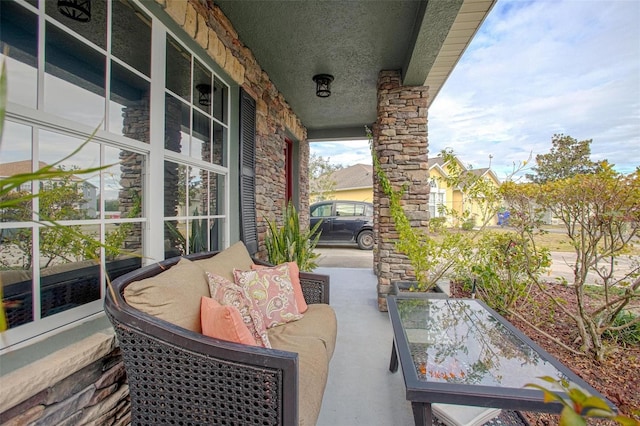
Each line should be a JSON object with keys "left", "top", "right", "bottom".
{"left": 326, "top": 164, "right": 374, "bottom": 202}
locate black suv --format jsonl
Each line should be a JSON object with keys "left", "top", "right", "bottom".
{"left": 310, "top": 200, "right": 374, "bottom": 250}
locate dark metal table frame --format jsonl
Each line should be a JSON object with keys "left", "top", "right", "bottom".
{"left": 387, "top": 296, "right": 614, "bottom": 426}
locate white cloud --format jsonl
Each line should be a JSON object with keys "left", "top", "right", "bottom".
{"left": 429, "top": 0, "right": 640, "bottom": 177}
{"left": 310, "top": 140, "right": 372, "bottom": 167}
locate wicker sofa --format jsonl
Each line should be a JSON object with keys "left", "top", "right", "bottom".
{"left": 104, "top": 242, "right": 337, "bottom": 426}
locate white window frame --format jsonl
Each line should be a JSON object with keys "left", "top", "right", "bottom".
{"left": 1, "top": 0, "right": 233, "bottom": 351}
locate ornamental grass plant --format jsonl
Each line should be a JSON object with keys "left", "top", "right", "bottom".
{"left": 265, "top": 201, "right": 322, "bottom": 272}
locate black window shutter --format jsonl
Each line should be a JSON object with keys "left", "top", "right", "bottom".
{"left": 239, "top": 88, "right": 258, "bottom": 255}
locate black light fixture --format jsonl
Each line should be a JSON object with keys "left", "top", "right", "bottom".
{"left": 196, "top": 84, "right": 212, "bottom": 107}
{"left": 57, "top": 0, "right": 91, "bottom": 22}
{"left": 312, "top": 74, "right": 334, "bottom": 98}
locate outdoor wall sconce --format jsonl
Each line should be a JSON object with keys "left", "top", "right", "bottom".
{"left": 313, "top": 74, "right": 334, "bottom": 98}
{"left": 196, "top": 84, "right": 212, "bottom": 107}
{"left": 57, "top": 0, "right": 91, "bottom": 22}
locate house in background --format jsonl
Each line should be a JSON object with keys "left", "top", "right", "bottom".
{"left": 326, "top": 163, "right": 374, "bottom": 202}
{"left": 0, "top": 0, "right": 496, "bottom": 423}
{"left": 322, "top": 157, "right": 501, "bottom": 226}
{"left": 428, "top": 156, "right": 502, "bottom": 226}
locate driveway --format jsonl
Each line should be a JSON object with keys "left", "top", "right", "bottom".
{"left": 315, "top": 247, "right": 373, "bottom": 268}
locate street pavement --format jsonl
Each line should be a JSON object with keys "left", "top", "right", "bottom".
{"left": 315, "top": 247, "right": 636, "bottom": 285}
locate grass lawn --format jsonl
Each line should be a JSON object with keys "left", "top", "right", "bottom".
{"left": 488, "top": 225, "right": 640, "bottom": 255}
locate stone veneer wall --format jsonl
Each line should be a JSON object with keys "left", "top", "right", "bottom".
{"left": 0, "top": 332, "right": 129, "bottom": 426}
{"left": 373, "top": 70, "right": 430, "bottom": 312}
{"left": 1, "top": 3, "right": 312, "bottom": 425}
{"left": 159, "top": 0, "right": 311, "bottom": 259}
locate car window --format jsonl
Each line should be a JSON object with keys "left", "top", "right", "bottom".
{"left": 335, "top": 202, "right": 365, "bottom": 217}
{"left": 311, "top": 204, "right": 332, "bottom": 218}
{"left": 365, "top": 204, "right": 373, "bottom": 216}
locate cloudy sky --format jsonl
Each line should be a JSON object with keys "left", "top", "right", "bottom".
{"left": 311, "top": 0, "right": 640, "bottom": 179}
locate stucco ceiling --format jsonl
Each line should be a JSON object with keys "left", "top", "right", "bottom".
{"left": 215, "top": 0, "right": 495, "bottom": 140}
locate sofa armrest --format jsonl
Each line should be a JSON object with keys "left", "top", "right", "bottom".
{"left": 299, "top": 272, "right": 330, "bottom": 304}
{"left": 251, "top": 258, "right": 330, "bottom": 305}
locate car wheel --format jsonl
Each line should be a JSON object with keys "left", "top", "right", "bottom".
{"left": 357, "top": 230, "right": 374, "bottom": 250}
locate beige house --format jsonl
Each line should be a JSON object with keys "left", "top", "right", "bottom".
{"left": 324, "top": 158, "right": 501, "bottom": 226}
{"left": 326, "top": 164, "right": 374, "bottom": 202}
{"left": 428, "top": 156, "right": 502, "bottom": 226}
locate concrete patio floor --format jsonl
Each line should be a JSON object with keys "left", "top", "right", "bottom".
{"left": 315, "top": 266, "right": 415, "bottom": 425}
{"left": 314, "top": 267, "right": 528, "bottom": 426}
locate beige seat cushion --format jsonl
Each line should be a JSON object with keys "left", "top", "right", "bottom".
{"left": 193, "top": 241, "right": 254, "bottom": 282}
{"left": 269, "top": 334, "right": 330, "bottom": 426}
{"left": 124, "top": 257, "right": 209, "bottom": 333}
{"left": 268, "top": 304, "right": 337, "bottom": 360}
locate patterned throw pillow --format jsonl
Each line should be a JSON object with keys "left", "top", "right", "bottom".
{"left": 251, "top": 262, "right": 308, "bottom": 313}
{"left": 233, "top": 264, "right": 303, "bottom": 329}
{"left": 206, "top": 272, "right": 271, "bottom": 348}
{"left": 200, "top": 297, "right": 258, "bottom": 346}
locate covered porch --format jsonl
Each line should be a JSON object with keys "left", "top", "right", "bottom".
{"left": 0, "top": 0, "right": 502, "bottom": 423}
{"left": 315, "top": 267, "right": 527, "bottom": 426}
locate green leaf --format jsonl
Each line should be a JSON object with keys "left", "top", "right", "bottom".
{"left": 559, "top": 406, "right": 587, "bottom": 426}
{"left": 582, "top": 396, "right": 614, "bottom": 413}
{"left": 611, "top": 415, "right": 640, "bottom": 426}
{"left": 524, "top": 383, "right": 566, "bottom": 406}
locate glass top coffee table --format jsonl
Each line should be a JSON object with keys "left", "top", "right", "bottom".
{"left": 387, "top": 296, "right": 614, "bottom": 426}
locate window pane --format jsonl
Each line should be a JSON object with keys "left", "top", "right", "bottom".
{"left": 46, "top": 0, "right": 107, "bottom": 50}
{"left": 0, "top": 1, "right": 38, "bottom": 108}
{"left": 106, "top": 222, "right": 144, "bottom": 260}
{"left": 166, "top": 35, "right": 191, "bottom": 101}
{"left": 164, "top": 161, "right": 186, "bottom": 218}
{"left": 165, "top": 93, "right": 189, "bottom": 154}
{"left": 38, "top": 131, "right": 100, "bottom": 220}
{"left": 209, "top": 173, "right": 225, "bottom": 216}
{"left": 104, "top": 146, "right": 143, "bottom": 219}
{"left": 189, "top": 166, "right": 206, "bottom": 216}
{"left": 1, "top": 227, "right": 34, "bottom": 328}
{"left": 193, "top": 60, "right": 212, "bottom": 114}
{"left": 45, "top": 22, "right": 106, "bottom": 125}
{"left": 39, "top": 225, "right": 101, "bottom": 318}
{"left": 212, "top": 121, "right": 227, "bottom": 166}
{"left": 192, "top": 110, "right": 210, "bottom": 161}
{"left": 311, "top": 204, "right": 332, "bottom": 218}
{"left": 188, "top": 218, "right": 208, "bottom": 253}
{"left": 164, "top": 219, "right": 186, "bottom": 258}
{"left": 0, "top": 122, "right": 33, "bottom": 220}
{"left": 336, "top": 203, "right": 356, "bottom": 216}
{"left": 112, "top": 0, "right": 151, "bottom": 77}
{"left": 209, "top": 218, "right": 223, "bottom": 252}
{"left": 109, "top": 61, "right": 150, "bottom": 142}
{"left": 213, "top": 77, "right": 228, "bottom": 124}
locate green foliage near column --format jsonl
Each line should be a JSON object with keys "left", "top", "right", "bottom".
{"left": 265, "top": 201, "right": 322, "bottom": 272}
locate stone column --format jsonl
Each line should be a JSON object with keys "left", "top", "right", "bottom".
{"left": 373, "top": 70, "right": 430, "bottom": 311}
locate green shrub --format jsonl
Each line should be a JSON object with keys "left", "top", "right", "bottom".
{"left": 265, "top": 201, "right": 321, "bottom": 272}
{"left": 603, "top": 310, "right": 640, "bottom": 346}
{"left": 461, "top": 217, "right": 475, "bottom": 231}
{"left": 470, "top": 231, "right": 550, "bottom": 314}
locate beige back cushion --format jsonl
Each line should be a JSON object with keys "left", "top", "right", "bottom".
{"left": 124, "top": 257, "right": 210, "bottom": 333}
{"left": 193, "top": 241, "right": 254, "bottom": 282}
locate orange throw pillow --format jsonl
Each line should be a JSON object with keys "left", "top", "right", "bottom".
{"left": 251, "top": 262, "right": 308, "bottom": 313}
{"left": 200, "top": 297, "right": 258, "bottom": 346}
